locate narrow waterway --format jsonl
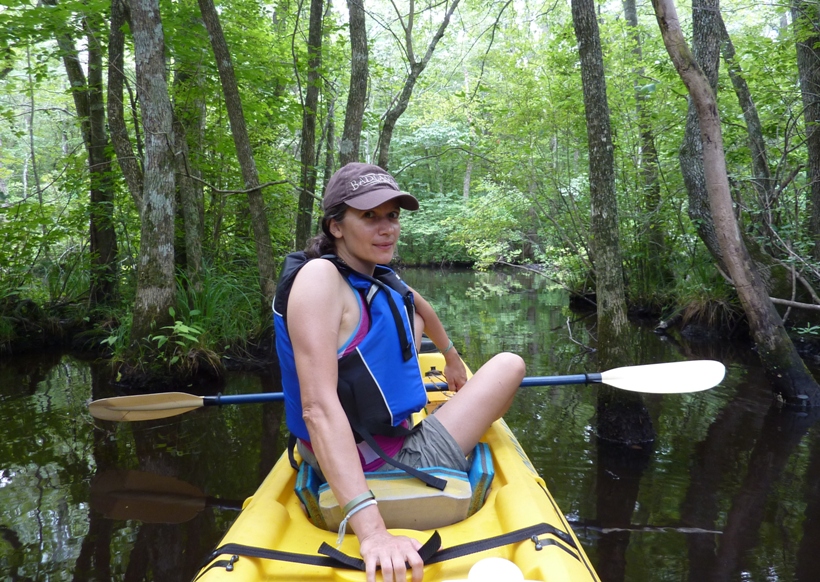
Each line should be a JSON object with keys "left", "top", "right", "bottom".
{"left": 1, "top": 268, "right": 819, "bottom": 581}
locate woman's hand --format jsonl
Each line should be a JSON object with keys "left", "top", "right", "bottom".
{"left": 443, "top": 348, "right": 468, "bottom": 391}
{"left": 359, "top": 529, "right": 424, "bottom": 582}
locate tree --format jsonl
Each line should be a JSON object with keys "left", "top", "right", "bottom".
{"left": 570, "top": 0, "right": 628, "bottom": 352}
{"left": 339, "top": 0, "right": 367, "bottom": 166}
{"left": 791, "top": 0, "right": 820, "bottom": 261}
{"left": 129, "top": 0, "right": 177, "bottom": 342}
{"left": 719, "top": 17, "right": 773, "bottom": 215}
{"left": 51, "top": 5, "right": 118, "bottom": 304}
{"left": 375, "top": 0, "right": 461, "bottom": 170}
{"left": 623, "top": 0, "right": 666, "bottom": 285}
{"left": 172, "top": 9, "right": 208, "bottom": 293}
{"left": 108, "top": 0, "right": 144, "bottom": 213}
{"left": 651, "top": 0, "right": 820, "bottom": 407}
{"left": 197, "top": 0, "right": 277, "bottom": 306}
{"left": 678, "top": 0, "right": 726, "bottom": 270}
{"left": 572, "top": 0, "right": 653, "bottom": 444}
{"left": 295, "top": 0, "right": 324, "bottom": 250}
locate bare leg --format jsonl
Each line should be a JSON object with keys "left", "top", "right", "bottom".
{"left": 433, "top": 352, "right": 525, "bottom": 455}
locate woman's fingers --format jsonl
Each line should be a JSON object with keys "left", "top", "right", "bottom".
{"left": 443, "top": 360, "right": 468, "bottom": 392}
{"left": 407, "top": 546, "right": 424, "bottom": 582}
{"left": 361, "top": 532, "right": 424, "bottom": 582}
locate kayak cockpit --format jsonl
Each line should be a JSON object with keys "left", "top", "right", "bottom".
{"left": 295, "top": 442, "right": 494, "bottom": 531}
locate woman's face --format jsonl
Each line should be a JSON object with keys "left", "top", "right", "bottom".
{"left": 329, "top": 200, "right": 401, "bottom": 274}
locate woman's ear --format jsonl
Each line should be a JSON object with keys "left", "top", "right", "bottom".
{"left": 328, "top": 219, "right": 342, "bottom": 239}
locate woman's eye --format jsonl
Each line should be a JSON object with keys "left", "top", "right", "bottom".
{"left": 389, "top": 212, "right": 400, "bottom": 219}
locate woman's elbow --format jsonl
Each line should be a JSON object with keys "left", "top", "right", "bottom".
{"left": 302, "top": 401, "right": 336, "bottom": 434}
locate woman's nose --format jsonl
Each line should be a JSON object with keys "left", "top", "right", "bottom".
{"left": 377, "top": 217, "right": 396, "bottom": 234}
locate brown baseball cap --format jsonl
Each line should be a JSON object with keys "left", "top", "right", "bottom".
{"left": 323, "top": 163, "right": 419, "bottom": 211}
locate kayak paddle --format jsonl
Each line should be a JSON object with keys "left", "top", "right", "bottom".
{"left": 88, "top": 391, "right": 284, "bottom": 422}
{"left": 88, "top": 359, "right": 725, "bottom": 422}
{"left": 90, "top": 469, "right": 243, "bottom": 523}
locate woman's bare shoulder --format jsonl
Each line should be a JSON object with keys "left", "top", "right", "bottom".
{"left": 296, "top": 257, "right": 342, "bottom": 279}
{"left": 291, "top": 258, "right": 345, "bottom": 296}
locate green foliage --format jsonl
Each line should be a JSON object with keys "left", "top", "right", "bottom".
{"left": 175, "top": 264, "right": 264, "bottom": 350}
{"left": 669, "top": 255, "right": 745, "bottom": 330}
{"left": 100, "top": 263, "right": 264, "bottom": 373}
{"left": 146, "top": 307, "right": 212, "bottom": 368}
{"left": 795, "top": 324, "right": 820, "bottom": 336}
{"left": 445, "top": 181, "right": 534, "bottom": 269}
{"left": 2, "top": 0, "right": 818, "bottom": 361}
{"left": 398, "top": 194, "right": 472, "bottom": 266}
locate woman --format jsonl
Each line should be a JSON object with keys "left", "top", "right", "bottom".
{"left": 273, "top": 163, "right": 525, "bottom": 582}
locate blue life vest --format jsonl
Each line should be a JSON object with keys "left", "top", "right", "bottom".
{"left": 273, "top": 253, "right": 427, "bottom": 443}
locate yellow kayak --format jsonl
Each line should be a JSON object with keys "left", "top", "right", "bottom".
{"left": 194, "top": 352, "right": 601, "bottom": 582}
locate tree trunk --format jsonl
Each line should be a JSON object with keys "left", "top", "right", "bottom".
{"left": 339, "top": 0, "right": 368, "bottom": 166}
{"left": 172, "top": 30, "right": 207, "bottom": 293}
{"left": 85, "top": 14, "right": 119, "bottom": 305}
{"left": 719, "top": 18, "right": 773, "bottom": 216}
{"left": 570, "top": 0, "right": 628, "bottom": 352}
{"left": 462, "top": 65, "right": 475, "bottom": 200}
{"left": 54, "top": 11, "right": 118, "bottom": 305}
{"left": 791, "top": 0, "right": 820, "bottom": 261}
{"left": 295, "top": 0, "right": 323, "bottom": 250}
{"left": 172, "top": 113, "right": 204, "bottom": 293}
{"left": 197, "top": 0, "right": 277, "bottom": 305}
{"left": 130, "top": 0, "right": 177, "bottom": 341}
{"left": 652, "top": 0, "right": 820, "bottom": 407}
{"left": 322, "top": 95, "right": 336, "bottom": 197}
{"left": 375, "top": 0, "right": 461, "bottom": 170}
{"left": 623, "top": 0, "right": 666, "bottom": 283}
{"left": 679, "top": 0, "right": 726, "bottom": 269}
{"left": 573, "top": 0, "right": 652, "bottom": 444}
{"left": 108, "top": 0, "right": 144, "bottom": 212}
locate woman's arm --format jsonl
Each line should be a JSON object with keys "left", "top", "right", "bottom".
{"left": 409, "top": 286, "right": 468, "bottom": 391}
{"left": 288, "top": 260, "right": 424, "bottom": 582}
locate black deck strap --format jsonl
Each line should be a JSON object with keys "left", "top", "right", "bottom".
{"left": 348, "top": 414, "right": 447, "bottom": 491}
{"left": 196, "top": 542, "right": 347, "bottom": 576}
{"left": 287, "top": 433, "right": 299, "bottom": 470}
{"left": 425, "top": 522, "right": 577, "bottom": 565}
{"left": 317, "top": 531, "right": 442, "bottom": 571}
{"left": 194, "top": 524, "right": 572, "bottom": 580}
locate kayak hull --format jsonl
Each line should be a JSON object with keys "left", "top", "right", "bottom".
{"left": 195, "top": 353, "right": 600, "bottom": 582}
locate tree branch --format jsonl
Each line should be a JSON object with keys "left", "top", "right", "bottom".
{"left": 392, "top": 146, "right": 493, "bottom": 175}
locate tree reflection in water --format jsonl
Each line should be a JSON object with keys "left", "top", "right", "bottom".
{"left": 1, "top": 268, "right": 819, "bottom": 581}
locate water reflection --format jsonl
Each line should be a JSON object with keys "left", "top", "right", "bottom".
{"left": 1, "top": 268, "right": 819, "bottom": 581}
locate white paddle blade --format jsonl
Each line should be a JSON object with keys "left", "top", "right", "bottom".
{"left": 600, "top": 360, "right": 725, "bottom": 394}
{"left": 88, "top": 392, "right": 205, "bottom": 422}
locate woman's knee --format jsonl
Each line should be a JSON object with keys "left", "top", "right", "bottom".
{"left": 489, "top": 352, "right": 526, "bottom": 381}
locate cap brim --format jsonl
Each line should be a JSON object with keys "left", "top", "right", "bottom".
{"left": 344, "top": 189, "right": 419, "bottom": 211}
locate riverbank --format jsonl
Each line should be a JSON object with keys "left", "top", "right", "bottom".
{"left": 3, "top": 290, "right": 819, "bottom": 387}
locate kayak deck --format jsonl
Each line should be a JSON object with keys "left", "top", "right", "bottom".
{"left": 195, "top": 354, "right": 600, "bottom": 582}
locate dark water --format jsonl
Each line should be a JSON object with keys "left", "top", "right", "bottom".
{"left": 2, "top": 268, "right": 819, "bottom": 581}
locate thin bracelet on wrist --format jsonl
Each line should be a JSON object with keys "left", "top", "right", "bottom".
{"left": 442, "top": 339, "right": 454, "bottom": 354}
{"left": 342, "top": 490, "right": 375, "bottom": 516}
{"left": 336, "top": 499, "right": 378, "bottom": 546}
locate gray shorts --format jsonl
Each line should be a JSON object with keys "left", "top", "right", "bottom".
{"left": 376, "top": 413, "right": 470, "bottom": 473}
{"left": 297, "top": 413, "right": 470, "bottom": 479}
